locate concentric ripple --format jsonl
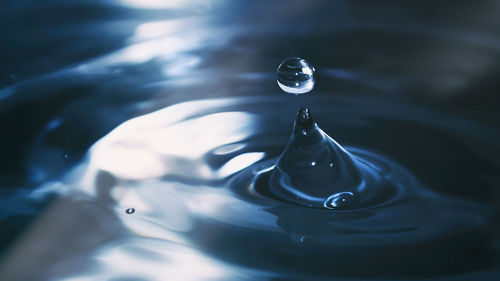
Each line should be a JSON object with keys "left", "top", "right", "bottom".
{"left": 35, "top": 96, "right": 493, "bottom": 279}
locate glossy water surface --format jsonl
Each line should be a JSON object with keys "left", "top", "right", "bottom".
{"left": 0, "top": 1, "right": 500, "bottom": 281}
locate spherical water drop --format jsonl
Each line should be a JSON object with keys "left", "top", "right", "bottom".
{"left": 125, "top": 208, "right": 135, "bottom": 214}
{"left": 276, "top": 57, "right": 315, "bottom": 95}
{"left": 323, "top": 192, "right": 355, "bottom": 209}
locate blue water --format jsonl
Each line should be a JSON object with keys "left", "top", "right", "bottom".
{"left": 0, "top": 1, "right": 500, "bottom": 280}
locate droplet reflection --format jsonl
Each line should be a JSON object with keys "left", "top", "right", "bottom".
{"left": 324, "top": 192, "right": 355, "bottom": 209}
{"left": 276, "top": 57, "right": 315, "bottom": 95}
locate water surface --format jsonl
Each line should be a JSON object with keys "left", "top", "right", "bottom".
{"left": 0, "top": 1, "right": 499, "bottom": 280}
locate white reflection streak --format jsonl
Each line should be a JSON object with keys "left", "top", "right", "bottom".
{"left": 217, "top": 152, "right": 265, "bottom": 177}
{"left": 74, "top": 35, "right": 203, "bottom": 72}
{"left": 89, "top": 110, "right": 254, "bottom": 180}
{"left": 92, "top": 145, "right": 166, "bottom": 180}
{"left": 153, "top": 112, "right": 253, "bottom": 158}
{"left": 163, "top": 55, "right": 201, "bottom": 76}
{"left": 77, "top": 18, "right": 215, "bottom": 72}
{"left": 213, "top": 143, "right": 247, "bottom": 155}
{"left": 120, "top": 37, "right": 191, "bottom": 63}
{"left": 32, "top": 99, "right": 251, "bottom": 202}
{"left": 133, "top": 19, "right": 188, "bottom": 41}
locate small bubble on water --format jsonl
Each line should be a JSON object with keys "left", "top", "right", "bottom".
{"left": 63, "top": 154, "right": 69, "bottom": 159}
{"left": 276, "top": 57, "right": 315, "bottom": 95}
{"left": 324, "top": 192, "right": 355, "bottom": 209}
{"left": 125, "top": 208, "right": 135, "bottom": 214}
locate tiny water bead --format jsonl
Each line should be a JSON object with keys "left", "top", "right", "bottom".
{"left": 276, "top": 57, "right": 315, "bottom": 95}
{"left": 125, "top": 208, "right": 135, "bottom": 214}
{"left": 323, "top": 192, "right": 355, "bottom": 209}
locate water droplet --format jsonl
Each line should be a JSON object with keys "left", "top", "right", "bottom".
{"left": 63, "top": 154, "right": 69, "bottom": 159}
{"left": 324, "top": 192, "right": 355, "bottom": 209}
{"left": 329, "top": 163, "right": 334, "bottom": 167}
{"left": 276, "top": 57, "right": 315, "bottom": 95}
{"left": 269, "top": 107, "right": 364, "bottom": 209}
{"left": 125, "top": 208, "right": 135, "bottom": 214}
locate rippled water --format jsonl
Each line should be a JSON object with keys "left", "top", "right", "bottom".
{"left": 1, "top": 1, "right": 500, "bottom": 280}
